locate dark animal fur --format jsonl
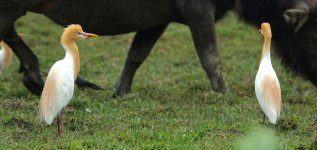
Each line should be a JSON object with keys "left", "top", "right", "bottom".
{"left": 0, "top": 0, "right": 316, "bottom": 96}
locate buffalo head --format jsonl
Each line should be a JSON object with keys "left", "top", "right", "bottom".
{"left": 274, "top": 0, "right": 317, "bottom": 87}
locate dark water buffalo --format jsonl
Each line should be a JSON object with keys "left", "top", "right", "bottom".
{"left": 0, "top": 0, "right": 316, "bottom": 97}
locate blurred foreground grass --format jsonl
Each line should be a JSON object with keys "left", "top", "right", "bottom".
{"left": 0, "top": 12, "right": 316, "bottom": 149}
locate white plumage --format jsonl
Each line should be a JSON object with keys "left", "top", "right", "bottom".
{"left": 39, "top": 57, "right": 75, "bottom": 124}
{"left": 255, "top": 23, "right": 281, "bottom": 124}
{"left": 0, "top": 41, "right": 12, "bottom": 74}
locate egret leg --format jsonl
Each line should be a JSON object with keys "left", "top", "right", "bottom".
{"left": 262, "top": 114, "right": 266, "bottom": 124}
{"left": 57, "top": 108, "right": 65, "bottom": 136}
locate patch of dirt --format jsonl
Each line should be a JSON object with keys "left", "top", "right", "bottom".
{"left": 66, "top": 118, "right": 93, "bottom": 132}
{"left": 297, "top": 145, "right": 306, "bottom": 150}
{"left": 10, "top": 101, "right": 22, "bottom": 110}
{"left": 277, "top": 119, "right": 297, "bottom": 132}
{"left": 238, "top": 90, "right": 250, "bottom": 97}
{"left": 68, "top": 101, "right": 87, "bottom": 109}
{"left": 287, "top": 96, "right": 307, "bottom": 105}
{"left": 2, "top": 100, "right": 22, "bottom": 110}
{"left": 229, "top": 128, "right": 244, "bottom": 135}
{"left": 4, "top": 117, "right": 33, "bottom": 130}
{"left": 306, "top": 120, "right": 317, "bottom": 137}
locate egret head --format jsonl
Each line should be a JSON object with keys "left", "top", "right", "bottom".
{"left": 62, "top": 24, "right": 98, "bottom": 42}
{"left": 259, "top": 23, "right": 272, "bottom": 40}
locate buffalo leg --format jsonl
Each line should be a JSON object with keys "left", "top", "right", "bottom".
{"left": 4, "top": 26, "right": 44, "bottom": 95}
{"left": 112, "top": 24, "right": 168, "bottom": 97}
{"left": 76, "top": 76, "right": 103, "bottom": 90}
{"left": 181, "top": 1, "right": 227, "bottom": 93}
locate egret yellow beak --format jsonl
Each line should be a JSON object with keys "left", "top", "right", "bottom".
{"left": 80, "top": 32, "right": 98, "bottom": 37}
{"left": 18, "top": 33, "right": 25, "bottom": 37}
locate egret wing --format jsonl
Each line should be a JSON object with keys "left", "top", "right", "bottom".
{"left": 255, "top": 74, "right": 281, "bottom": 124}
{"left": 39, "top": 61, "right": 74, "bottom": 124}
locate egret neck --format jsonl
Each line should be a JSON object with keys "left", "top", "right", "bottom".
{"left": 261, "top": 29, "right": 272, "bottom": 65}
{"left": 61, "top": 38, "right": 80, "bottom": 79}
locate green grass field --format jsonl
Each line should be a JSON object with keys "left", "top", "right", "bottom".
{"left": 0, "top": 12, "right": 316, "bottom": 149}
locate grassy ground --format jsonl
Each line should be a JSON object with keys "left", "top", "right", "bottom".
{"left": 0, "top": 12, "right": 316, "bottom": 149}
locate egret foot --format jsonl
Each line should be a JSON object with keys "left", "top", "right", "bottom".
{"left": 57, "top": 109, "right": 65, "bottom": 136}
{"left": 262, "top": 114, "right": 266, "bottom": 124}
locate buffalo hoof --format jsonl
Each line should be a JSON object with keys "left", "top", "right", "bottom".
{"left": 23, "top": 71, "right": 44, "bottom": 96}
{"left": 211, "top": 77, "right": 228, "bottom": 94}
{"left": 75, "top": 76, "right": 103, "bottom": 90}
{"left": 111, "top": 81, "right": 131, "bottom": 98}
{"left": 214, "top": 85, "right": 228, "bottom": 94}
